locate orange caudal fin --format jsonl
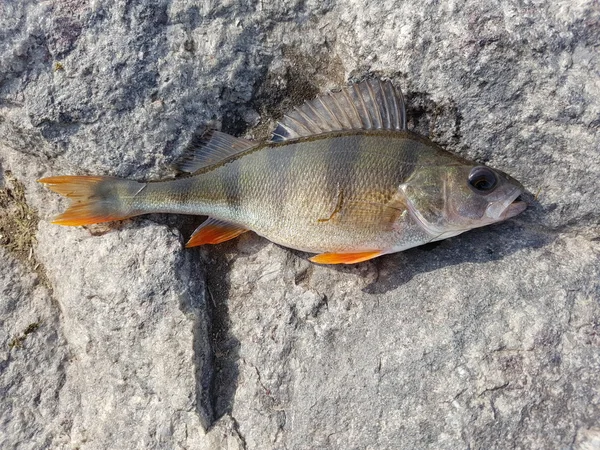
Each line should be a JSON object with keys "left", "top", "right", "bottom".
{"left": 185, "top": 217, "right": 248, "bottom": 247}
{"left": 38, "top": 176, "right": 143, "bottom": 226}
{"left": 309, "top": 250, "right": 383, "bottom": 265}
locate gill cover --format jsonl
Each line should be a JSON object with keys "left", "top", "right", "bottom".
{"left": 401, "top": 165, "right": 525, "bottom": 238}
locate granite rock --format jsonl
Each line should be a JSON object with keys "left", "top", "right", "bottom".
{"left": 0, "top": 249, "right": 67, "bottom": 449}
{"left": 1, "top": 0, "right": 599, "bottom": 449}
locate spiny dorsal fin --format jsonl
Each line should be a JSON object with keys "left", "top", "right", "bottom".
{"left": 271, "top": 79, "right": 406, "bottom": 142}
{"left": 176, "top": 130, "right": 258, "bottom": 173}
{"left": 185, "top": 217, "right": 248, "bottom": 247}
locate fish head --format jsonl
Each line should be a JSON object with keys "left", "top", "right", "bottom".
{"left": 402, "top": 164, "right": 527, "bottom": 238}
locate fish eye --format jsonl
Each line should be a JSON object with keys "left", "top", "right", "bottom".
{"left": 468, "top": 167, "right": 497, "bottom": 194}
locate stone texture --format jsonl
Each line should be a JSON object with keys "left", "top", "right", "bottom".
{"left": 34, "top": 221, "right": 212, "bottom": 448}
{"left": 0, "top": 249, "right": 67, "bottom": 449}
{"left": 1, "top": 0, "right": 599, "bottom": 449}
{"left": 209, "top": 229, "right": 599, "bottom": 449}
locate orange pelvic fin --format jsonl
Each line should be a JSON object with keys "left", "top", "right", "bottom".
{"left": 38, "top": 176, "right": 138, "bottom": 226}
{"left": 309, "top": 250, "right": 383, "bottom": 265}
{"left": 185, "top": 217, "right": 248, "bottom": 247}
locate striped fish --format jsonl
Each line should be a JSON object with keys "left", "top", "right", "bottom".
{"left": 40, "top": 79, "right": 526, "bottom": 264}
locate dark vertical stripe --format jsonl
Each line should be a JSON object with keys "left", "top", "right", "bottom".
{"left": 395, "top": 135, "right": 420, "bottom": 184}
{"left": 266, "top": 142, "right": 294, "bottom": 210}
{"left": 325, "top": 135, "right": 362, "bottom": 201}
{"left": 224, "top": 158, "right": 241, "bottom": 212}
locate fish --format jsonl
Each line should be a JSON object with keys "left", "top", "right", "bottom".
{"left": 39, "top": 79, "right": 527, "bottom": 264}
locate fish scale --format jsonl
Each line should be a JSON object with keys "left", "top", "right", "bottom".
{"left": 123, "top": 132, "right": 463, "bottom": 253}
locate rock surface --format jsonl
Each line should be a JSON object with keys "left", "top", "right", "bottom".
{"left": 1, "top": 0, "right": 599, "bottom": 449}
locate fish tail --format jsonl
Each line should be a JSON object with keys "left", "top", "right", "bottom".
{"left": 38, "top": 175, "right": 145, "bottom": 226}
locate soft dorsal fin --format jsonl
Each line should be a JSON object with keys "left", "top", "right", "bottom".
{"left": 176, "top": 130, "right": 258, "bottom": 173}
{"left": 271, "top": 79, "right": 406, "bottom": 142}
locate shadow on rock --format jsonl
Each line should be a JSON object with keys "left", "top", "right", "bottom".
{"left": 169, "top": 215, "right": 248, "bottom": 425}
{"left": 364, "top": 218, "right": 553, "bottom": 295}
{"left": 200, "top": 242, "right": 246, "bottom": 423}
{"left": 174, "top": 243, "right": 215, "bottom": 430}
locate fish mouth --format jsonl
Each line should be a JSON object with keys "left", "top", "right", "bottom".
{"left": 502, "top": 195, "right": 527, "bottom": 219}
{"left": 485, "top": 189, "right": 528, "bottom": 221}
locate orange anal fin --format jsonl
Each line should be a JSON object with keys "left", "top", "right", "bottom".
{"left": 309, "top": 250, "right": 383, "bottom": 265}
{"left": 185, "top": 218, "right": 248, "bottom": 247}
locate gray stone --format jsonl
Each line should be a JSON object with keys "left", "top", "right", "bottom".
{"left": 210, "top": 231, "right": 599, "bottom": 449}
{"left": 1, "top": 0, "right": 599, "bottom": 449}
{"left": 0, "top": 249, "right": 67, "bottom": 449}
{"left": 35, "top": 220, "right": 212, "bottom": 448}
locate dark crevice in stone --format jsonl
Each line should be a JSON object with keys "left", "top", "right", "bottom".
{"left": 177, "top": 251, "right": 214, "bottom": 429}
{"left": 202, "top": 246, "right": 241, "bottom": 425}
{"left": 230, "top": 413, "right": 248, "bottom": 449}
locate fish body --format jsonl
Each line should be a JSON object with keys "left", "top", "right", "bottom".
{"left": 40, "top": 80, "right": 526, "bottom": 264}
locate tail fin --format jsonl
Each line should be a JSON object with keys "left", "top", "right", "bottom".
{"left": 39, "top": 176, "right": 144, "bottom": 226}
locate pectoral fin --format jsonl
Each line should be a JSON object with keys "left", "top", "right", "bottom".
{"left": 185, "top": 218, "right": 248, "bottom": 247}
{"left": 309, "top": 250, "right": 383, "bottom": 265}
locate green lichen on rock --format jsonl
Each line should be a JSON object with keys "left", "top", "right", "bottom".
{"left": 0, "top": 171, "right": 40, "bottom": 265}
{"left": 8, "top": 322, "right": 41, "bottom": 350}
